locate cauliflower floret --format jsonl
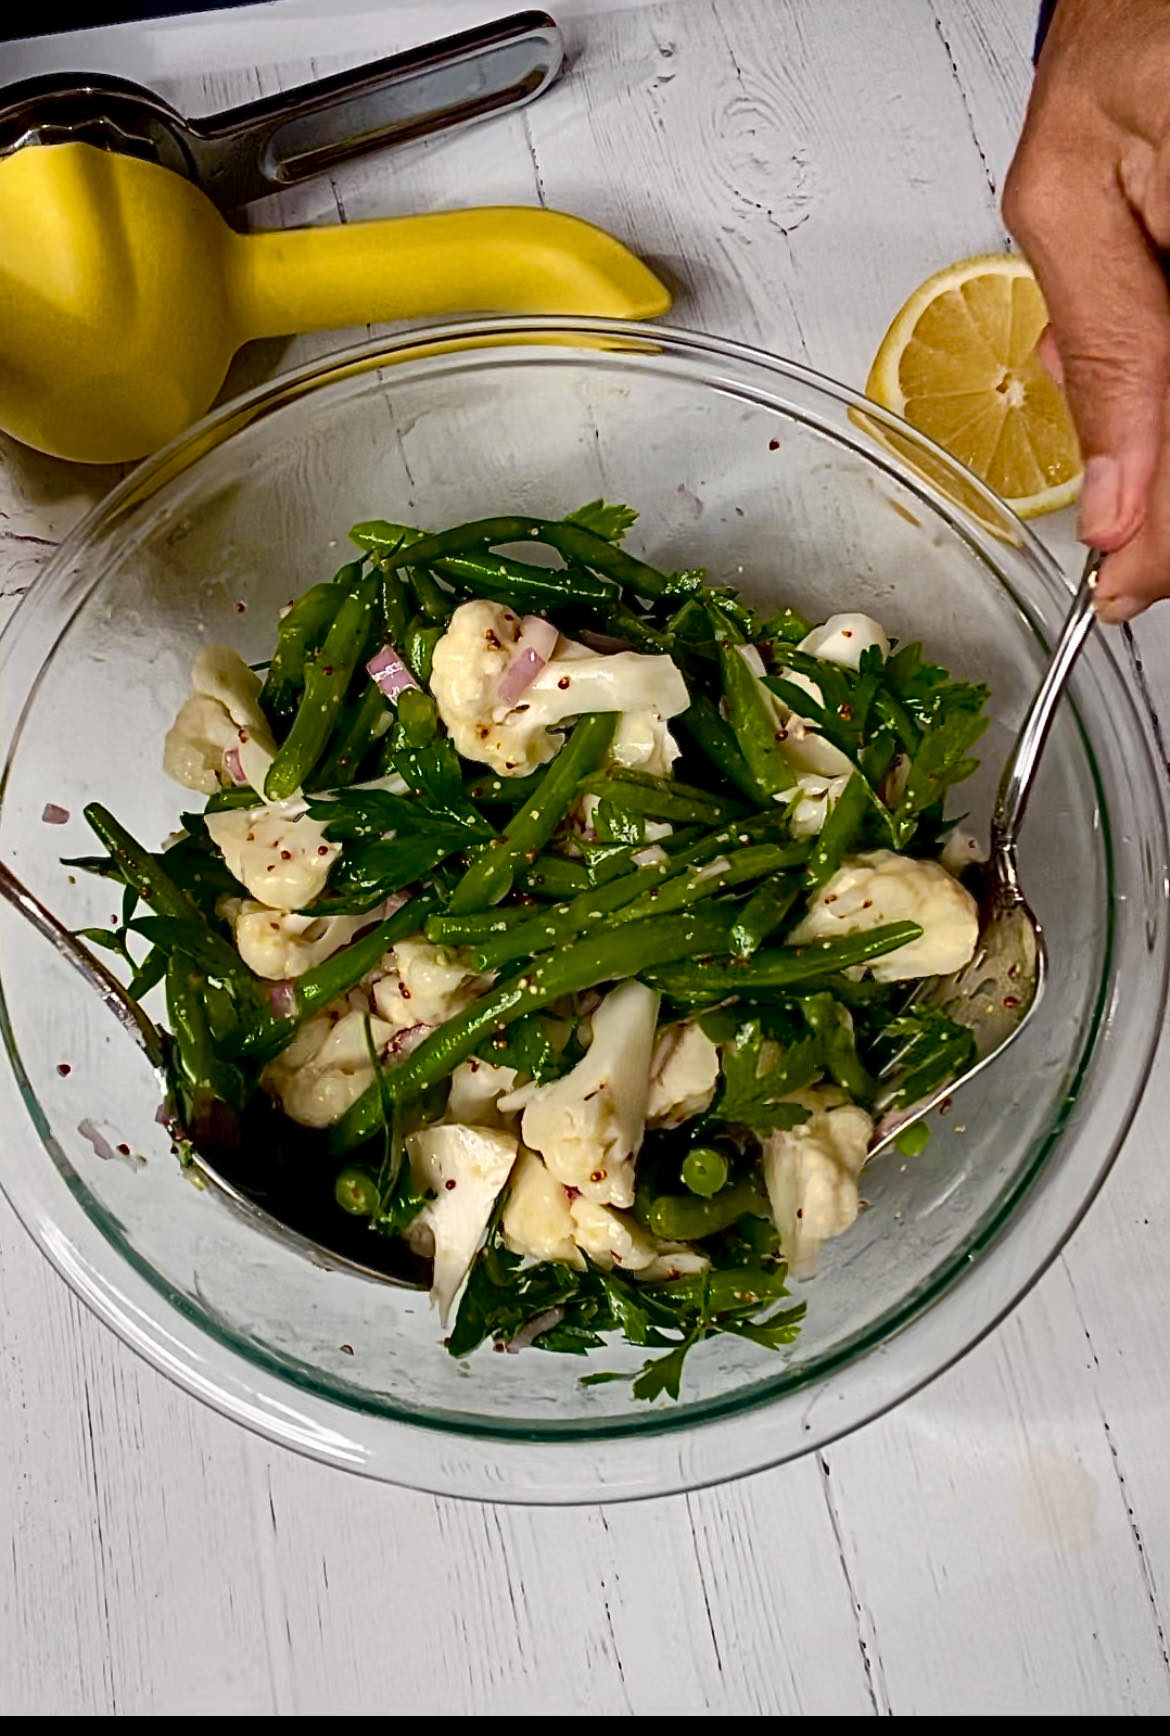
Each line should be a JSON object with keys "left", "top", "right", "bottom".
{"left": 262, "top": 1006, "right": 394, "bottom": 1129}
{"left": 431, "top": 599, "right": 689, "bottom": 776}
{"left": 798, "top": 613, "right": 890, "bottom": 671}
{"left": 609, "top": 708, "right": 681, "bottom": 778}
{"left": 569, "top": 1198, "right": 709, "bottom": 1281}
{"left": 762, "top": 1085, "right": 873, "bottom": 1276}
{"left": 788, "top": 848, "right": 979, "bottom": 981}
{"left": 163, "top": 646, "right": 278, "bottom": 795}
{"left": 406, "top": 1123, "right": 518, "bottom": 1320}
{"left": 503, "top": 1150, "right": 581, "bottom": 1265}
{"left": 446, "top": 1058, "right": 519, "bottom": 1128}
{"left": 500, "top": 979, "right": 659, "bottom": 1208}
{"left": 647, "top": 1022, "right": 720, "bottom": 1128}
{"left": 788, "top": 771, "right": 853, "bottom": 839}
{"left": 205, "top": 797, "right": 340, "bottom": 911}
{"left": 371, "top": 937, "right": 491, "bottom": 1034}
{"left": 939, "top": 826, "right": 987, "bottom": 876}
{"left": 219, "top": 898, "right": 368, "bottom": 980}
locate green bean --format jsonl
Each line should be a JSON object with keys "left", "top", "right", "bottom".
{"left": 331, "top": 905, "right": 738, "bottom": 1151}
{"left": 201, "top": 787, "right": 264, "bottom": 814}
{"left": 470, "top": 853, "right": 681, "bottom": 972}
{"left": 464, "top": 770, "right": 547, "bottom": 806}
{"left": 379, "top": 568, "right": 411, "bottom": 644}
{"left": 335, "top": 1166, "right": 381, "bottom": 1217}
{"left": 729, "top": 874, "right": 799, "bottom": 957}
{"left": 644, "top": 921, "right": 923, "bottom": 998}
{"left": 615, "top": 843, "right": 795, "bottom": 925}
{"left": 680, "top": 1145, "right": 730, "bottom": 1199}
{"left": 259, "top": 581, "right": 343, "bottom": 730}
{"left": 476, "top": 820, "right": 806, "bottom": 974}
{"left": 357, "top": 515, "right": 692, "bottom": 603}
{"left": 515, "top": 854, "right": 597, "bottom": 899}
{"left": 407, "top": 565, "right": 454, "bottom": 622}
{"left": 718, "top": 642, "right": 796, "bottom": 801}
{"left": 265, "top": 574, "right": 380, "bottom": 801}
{"left": 645, "top": 1175, "right": 767, "bottom": 1241}
{"left": 234, "top": 889, "right": 441, "bottom": 1062}
{"left": 165, "top": 956, "right": 246, "bottom": 1115}
{"left": 579, "top": 769, "right": 746, "bottom": 826}
{"left": 85, "top": 804, "right": 205, "bottom": 924}
{"left": 311, "top": 681, "right": 391, "bottom": 790}
{"left": 351, "top": 519, "right": 615, "bottom": 611}
{"left": 401, "top": 616, "right": 443, "bottom": 686}
{"left": 803, "top": 772, "right": 869, "bottom": 891}
{"left": 445, "top": 712, "right": 616, "bottom": 914}
{"left": 678, "top": 697, "right": 761, "bottom": 803}
{"left": 425, "top": 906, "right": 535, "bottom": 946}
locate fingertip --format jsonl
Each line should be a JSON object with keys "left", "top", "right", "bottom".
{"left": 1093, "top": 591, "right": 1145, "bottom": 624}
{"left": 1076, "top": 453, "right": 1151, "bottom": 550}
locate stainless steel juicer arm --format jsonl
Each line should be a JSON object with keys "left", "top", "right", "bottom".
{"left": 0, "top": 10, "right": 563, "bottom": 210}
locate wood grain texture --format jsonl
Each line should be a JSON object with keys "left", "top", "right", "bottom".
{"left": 3, "top": 0, "right": 1170, "bottom": 1716}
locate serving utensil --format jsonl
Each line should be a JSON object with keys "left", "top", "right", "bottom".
{"left": 0, "top": 858, "right": 426, "bottom": 1288}
{"left": 870, "top": 547, "right": 1103, "bottom": 1154}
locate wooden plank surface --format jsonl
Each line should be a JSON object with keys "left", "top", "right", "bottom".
{"left": 2, "top": 0, "right": 1170, "bottom": 1714}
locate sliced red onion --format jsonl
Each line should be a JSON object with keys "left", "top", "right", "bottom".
{"left": 506, "top": 1307, "right": 565, "bottom": 1353}
{"left": 497, "top": 614, "right": 559, "bottom": 708}
{"left": 367, "top": 644, "right": 420, "bottom": 700}
{"left": 77, "top": 1118, "right": 117, "bottom": 1161}
{"left": 41, "top": 802, "right": 70, "bottom": 825}
{"left": 267, "top": 979, "right": 297, "bottom": 1018}
{"left": 579, "top": 628, "right": 634, "bottom": 654}
{"left": 223, "top": 746, "right": 247, "bottom": 784}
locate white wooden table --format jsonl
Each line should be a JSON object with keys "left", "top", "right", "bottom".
{"left": 3, "top": 0, "right": 1170, "bottom": 1714}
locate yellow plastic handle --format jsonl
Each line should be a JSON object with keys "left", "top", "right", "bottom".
{"left": 228, "top": 207, "right": 671, "bottom": 339}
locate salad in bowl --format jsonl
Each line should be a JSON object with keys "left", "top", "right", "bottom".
{"left": 75, "top": 498, "right": 989, "bottom": 1400}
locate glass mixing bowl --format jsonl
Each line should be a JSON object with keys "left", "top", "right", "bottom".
{"left": 1, "top": 320, "right": 1166, "bottom": 1503}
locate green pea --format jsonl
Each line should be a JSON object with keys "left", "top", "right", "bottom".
{"left": 335, "top": 1167, "right": 381, "bottom": 1217}
{"left": 893, "top": 1121, "right": 931, "bottom": 1158}
{"left": 680, "top": 1145, "right": 730, "bottom": 1198}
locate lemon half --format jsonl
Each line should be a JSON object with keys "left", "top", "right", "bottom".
{"left": 865, "top": 253, "right": 1081, "bottom": 518}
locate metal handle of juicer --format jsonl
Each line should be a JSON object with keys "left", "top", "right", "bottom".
{"left": 186, "top": 9, "right": 563, "bottom": 208}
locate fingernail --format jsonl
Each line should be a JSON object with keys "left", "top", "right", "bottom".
{"left": 1078, "top": 455, "right": 1122, "bottom": 544}
{"left": 1094, "top": 592, "right": 1143, "bottom": 624}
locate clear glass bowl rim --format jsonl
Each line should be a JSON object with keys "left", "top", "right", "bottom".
{"left": 0, "top": 315, "right": 1165, "bottom": 1504}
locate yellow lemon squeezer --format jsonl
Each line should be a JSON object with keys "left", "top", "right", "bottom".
{"left": 0, "top": 9, "right": 670, "bottom": 464}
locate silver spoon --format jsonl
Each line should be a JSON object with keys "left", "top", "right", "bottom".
{"left": 869, "top": 547, "right": 1104, "bottom": 1154}
{"left": 0, "top": 858, "right": 425, "bottom": 1288}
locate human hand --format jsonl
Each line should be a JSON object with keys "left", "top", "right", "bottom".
{"left": 1003, "top": 0, "right": 1170, "bottom": 622}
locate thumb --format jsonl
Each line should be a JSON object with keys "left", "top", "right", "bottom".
{"left": 1092, "top": 433, "right": 1170, "bottom": 621}
{"left": 1005, "top": 164, "right": 1170, "bottom": 550}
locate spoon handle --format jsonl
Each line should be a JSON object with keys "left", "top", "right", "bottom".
{"left": 0, "top": 859, "right": 166, "bottom": 1071}
{"left": 993, "top": 547, "right": 1103, "bottom": 850}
